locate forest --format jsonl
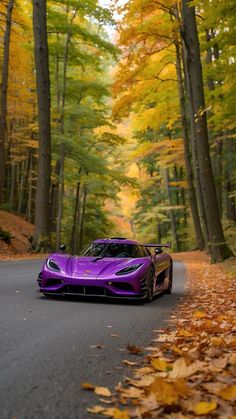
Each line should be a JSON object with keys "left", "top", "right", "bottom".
{"left": 0, "top": 0, "right": 235, "bottom": 262}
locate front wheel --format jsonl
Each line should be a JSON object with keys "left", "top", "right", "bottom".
{"left": 165, "top": 262, "right": 173, "bottom": 294}
{"left": 145, "top": 268, "right": 155, "bottom": 303}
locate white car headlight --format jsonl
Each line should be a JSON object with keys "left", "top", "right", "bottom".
{"left": 115, "top": 264, "right": 143, "bottom": 276}
{"left": 46, "top": 258, "right": 61, "bottom": 272}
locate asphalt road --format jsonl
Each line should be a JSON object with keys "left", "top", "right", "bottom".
{"left": 0, "top": 259, "right": 186, "bottom": 419}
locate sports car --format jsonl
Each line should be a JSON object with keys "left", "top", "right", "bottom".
{"left": 37, "top": 238, "right": 173, "bottom": 302}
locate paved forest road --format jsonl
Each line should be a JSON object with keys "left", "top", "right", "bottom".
{"left": 0, "top": 259, "right": 186, "bottom": 419}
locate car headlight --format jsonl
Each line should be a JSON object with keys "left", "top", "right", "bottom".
{"left": 46, "top": 258, "right": 61, "bottom": 272}
{"left": 115, "top": 264, "right": 143, "bottom": 276}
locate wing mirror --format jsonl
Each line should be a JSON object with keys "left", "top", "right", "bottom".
{"left": 60, "top": 244, "right": 66, "bottom": 252}
{"left": 155, "top": 247, "right": 163, "bottom": 255}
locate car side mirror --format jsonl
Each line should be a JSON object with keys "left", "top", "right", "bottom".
{"left": 60, "top": 244, "right": 66, "bottom": 252}
{"left": 155, "top": 247, "right": 163, "bottom": 255}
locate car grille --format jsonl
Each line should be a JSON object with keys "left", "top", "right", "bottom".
{"left": 64, "top": 285, "right": 107, "bottom": 296}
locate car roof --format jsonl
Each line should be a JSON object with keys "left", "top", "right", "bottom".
{"left": 93, "top": 238, "right": 141, "bottom": 246}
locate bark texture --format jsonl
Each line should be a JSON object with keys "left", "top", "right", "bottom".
{"left": 0, "top": 0, "right": 15, "bottom": 204}
{"left": 175, "top": 39, "right": 204, "bottom": 250}
{"left": 181, "top": 0, "right": 232, "bottom": 261}
{"left": 32, "top": 0, "right": 51, "bottom": 250}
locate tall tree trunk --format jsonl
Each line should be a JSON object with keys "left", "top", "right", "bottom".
{"left": 32, "top": 0, "right": 51, "bottom": 250}
{"left": 55, "top": 25, "right": 71, "bottom": 249}
{"left": 164, "top": 168, "right": 179, "bottom": 251}
{"left": 0, "top": 0, "right": 15, "bottom": 204}
{"left": 205, "top": 30, "right": 223, "bottom": 216}
{"left": 26, "top": 150, "right": 33, "bottom": 221}
{"left": 9, "top": 160, "right": 16, "bottom": 210}
{"left": 181, "top": 0, "right": 232, "bottom": 262}
{"left": 70, "top": 180, "right": 81, "bottom": 254}
{"left": 174, "top": 37, "right": 204, "bottom": 249}
{"left": 225, "top": 139, "right": 236, "bottom": 223}
{"left": 56, "top": 143, "right": 65, "bottom": 249}
{"left": 17, "top": 158, "right": 27, "bottom": 213}
{"left": 78, "top": 185, "right": 87, "bottom": 252}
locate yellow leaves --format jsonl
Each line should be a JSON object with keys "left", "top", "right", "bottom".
{"left": 168, "top": 357, "right": 204, "bottom": 379}
{"left": 88, "top": 252, "right": 236, "bottom": 418}
{"left": 113, "top": 408, "right": 130, "bottom": 419}
{"left": 87, "top": 405, "right": 105, "bottom": 414}
{"left": 219, "top": 385, "right": 236, "bottom": 401}
{"left": 177, "top": 329, "right": 194, "bottom": 337}
{"left": 149, "top": 377, "right": 190, "bottom": 405}
{"left": 193, "top": 401, "right": 217, "bottom": 415}
{"left": 94, "top": 387, "right": 112, "bottom": 397}
{"left": 151, "top": 358, "right": 171, "bottom": 371}
{"left": 87, "top": 406, "right": 130, "bottom": 418}
{"left": 193, "top": 310, "right": 207, "bottom": 318}
{"left": 82, "top": 383, "right": 111, "bottom": 397}
{"left": 81, "top": 382, "right": 95, "bottom": 391}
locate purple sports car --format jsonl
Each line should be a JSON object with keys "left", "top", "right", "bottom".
{"left": 37, "top": 238, "right": 173, "bottom": 302}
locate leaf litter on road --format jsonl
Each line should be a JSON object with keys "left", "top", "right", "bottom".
{"left": 84, "top": 251, "right": 236, "bottom": 418}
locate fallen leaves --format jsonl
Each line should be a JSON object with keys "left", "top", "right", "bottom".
{"left": 94, "top": 387, "right": 112, "bottom": 397}
{"left": 193, "top": 400, "right": 217, "bottom": 415}
{"left": 127, "top": 344, "right": 143, "bottom": 355}
{"left": 149, "top": 377, "right": 190, "bottom": 405}
{"left": 84, "top": 251, "right": 236, "bottom": 417}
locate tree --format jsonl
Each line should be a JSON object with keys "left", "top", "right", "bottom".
{"left": 32, "top": 0, "right": 51, "bottom": 250}
{"left": 181, "top": 0, "right": 232, "bottom": 261}
{"left": 0, "top": 0, "right": 15, "bottom": 204}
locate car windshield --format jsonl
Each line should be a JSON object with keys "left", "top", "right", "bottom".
{"left": 81, "top": 243, "right": 145, "bottom": 258}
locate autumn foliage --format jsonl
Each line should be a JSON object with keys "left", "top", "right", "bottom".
{"left": 84, "top": 252, "right": 236, "bottom": 417}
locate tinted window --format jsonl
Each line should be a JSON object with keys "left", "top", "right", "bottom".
{"left": 81, "top": 243, "right": 146, "bottom": 258}
{"left": 138, "top": 245, "right": 148, "bottom": 257}
{"left": 82, "top": 243, "right": 107, "bottom": 257}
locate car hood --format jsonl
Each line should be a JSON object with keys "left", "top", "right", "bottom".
{"left": 47, "top": 254, "right": 144, "bottom": 278}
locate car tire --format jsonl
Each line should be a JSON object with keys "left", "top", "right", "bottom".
{"left": 145, "top": 268, "right": 155, "bottom": 303}
{"left": 165, "top": 262, "right": 173, "bottom": 294}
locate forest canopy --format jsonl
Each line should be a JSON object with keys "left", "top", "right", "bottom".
{"left": 0, "top": 0, "right": 235, "bottom": 262}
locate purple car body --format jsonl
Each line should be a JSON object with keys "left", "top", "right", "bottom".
{"left": 37, "top": 238, "right": 173, "bottom": 302}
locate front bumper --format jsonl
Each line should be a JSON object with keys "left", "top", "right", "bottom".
{"left": 37, "top": 271, "right": 148, "bottom": 299}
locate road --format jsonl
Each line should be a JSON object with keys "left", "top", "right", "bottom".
{"left": 0, "top": 259, "right": 186, "bottom": 419}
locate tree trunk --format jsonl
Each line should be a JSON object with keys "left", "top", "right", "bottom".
{"left": 56, "top": 143, "right": 65, "bottom": 249}
{"left": 174, "top": 38, "right": 204, "bottom": 249}
{"left": 225, "top": 139, "right": 236, "bottom": 223}
{"left": 55, "top": 24, "right": 71, "bottom": 249}
{"left": 164, "top": 168, "right": 179, "bottom": 251}
{"left": 70, "top": 180, "right": 81, "bottom": 254}
{"left": 78, "top": 185, "right": 87, "bottom": 252}
{"left": 32, "top": 0, "right": 51, "bottom": 250}
{"left": 17, "top": 158, "right": 27, "bottom": 213}
{"left": 181, "top": 0, "right": 232, "bottom": 261}
{"left": 26, "top": 150, "right": 33, "bottom": 221}
{"left": 9, "top": 160, "right": 16, "bottom": 210}
{"left": 0, "top": 0, "right": 15, "bottom": 204}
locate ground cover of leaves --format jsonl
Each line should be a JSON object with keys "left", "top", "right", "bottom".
{"left": 0, "top": 210, "right": 39, "bottom": 259}
{"left": 83, "top": 252, "right": 236, "bottom": 418}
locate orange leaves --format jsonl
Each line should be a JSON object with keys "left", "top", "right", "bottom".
{"left": 94, "top": 387, "right": 112, "bottom": 397}
{"left": 219, "top": 385, "right": 236, "bottom": 401}
{"left": 149, "top": 377, "right": 190, "bottom": 405}
{"left": 81, "top": 383, "right": 111, "bottom": 397}
{"left": 86, "top": 251, "right": 236, "bottom": 417}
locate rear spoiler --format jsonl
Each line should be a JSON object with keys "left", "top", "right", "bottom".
{"left": 144, "top": 242, "right": 172, "bottom": 248}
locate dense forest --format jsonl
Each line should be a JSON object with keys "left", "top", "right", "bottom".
{"left": 0, "top": 0, "right": 235, "bottom": 262}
